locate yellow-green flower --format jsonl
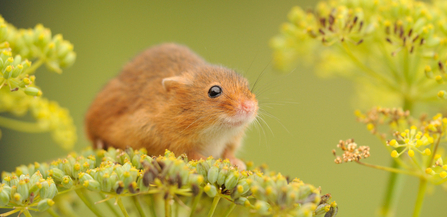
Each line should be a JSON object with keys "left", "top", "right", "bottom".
{"left": 272, "top": 0, "right": 447, "bottom": 107}
{"left": 389, "top": 126, "right": 433, "bottom": 158}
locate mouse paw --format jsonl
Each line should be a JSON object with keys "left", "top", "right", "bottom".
{"left": 229, "top": 158, "right": 246, "bottom": 171}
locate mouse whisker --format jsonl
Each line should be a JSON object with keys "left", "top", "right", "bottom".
{"left": 180, "top": 116, "right": 206, "bottom": 134}
{"left": 250, "top": 59, "right": 272, "bottom": 93}
{"left": 253, "top": 117, "right": 267, "bottom": 146}
{"left": 257, "top": 114, "right": 274, "bottom": 137}
{"left": 258, "top": 109, "right": 290, "bottom": 135}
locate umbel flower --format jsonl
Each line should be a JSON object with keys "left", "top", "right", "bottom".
{"left": 0, "top": 16, "right": 76, "bottom": 150}
{"left": 0, "top": 148, "right": 338, "bottom": 217}
{"left": 334, "top": 107, "right": 447, "bottom": 216}
{"left": 271, "top": 0, "right": 447, "bottom": 108}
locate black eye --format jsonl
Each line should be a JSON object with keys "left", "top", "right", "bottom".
{"left": 208, "top": 85, "right": 222, "bottom": 98}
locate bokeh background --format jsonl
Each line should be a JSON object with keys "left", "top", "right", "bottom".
{"left": 0, "top": 1, "right": 445, "bottom": 216}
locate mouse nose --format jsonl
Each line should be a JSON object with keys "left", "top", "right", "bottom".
{"left": 241, "top": 100, "right": 256, "bottom": 113}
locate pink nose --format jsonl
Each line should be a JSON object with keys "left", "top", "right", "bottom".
{"left": 241, "top": 100, "right": 255, "bottom": 112}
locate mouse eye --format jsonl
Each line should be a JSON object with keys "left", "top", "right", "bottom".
{"left": 208, "top": 85, "right": 222, "bottom": 98}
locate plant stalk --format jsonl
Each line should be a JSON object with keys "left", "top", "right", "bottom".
{"left": 117, "top": 197, "right": 130, "bottom": 217}
{"left": 355, "top": 161, "right": 422, "bottom": 178}
{"left": 189, "top": 190, "right": 203, "bottom": 217}
{"left": 223, "top": 203, "right": 236, "bottom": 217}
{"left": 47, "top": 208, "right": 61, "bottom": 217}
{"left": 23, "top": 210, "right": 33, "bottom": 217}
{"left": 132, "top": 196, "right": 147, "bottom": 217}
{"left": 207, "top": 196, "right": 221, "bottom": 217}
{"left": 412, "top": 179, "right": 427, "bottom": 217}
{"left": 148, "top": 194, "right": 158, "bottom": 217}
{"left": 99, "top": 194, "right": 121, "bottom": 217}
{"left": 165, "top": 194, "right": 171, "bottom": 217}
{"left": 0, "top": 116, "right": 46, "bottom": 133}
{"left": 74, "top": 189, "right": 103, "bottom": 217}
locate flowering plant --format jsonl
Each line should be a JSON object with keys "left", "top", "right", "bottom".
{"left": 0, "top": 16, "right": 337, "bottom": 217}
{"left": 271, "top": 0, "right": 447, "bottom": 216}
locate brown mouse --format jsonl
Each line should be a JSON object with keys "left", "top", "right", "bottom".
{"left": 85, "top": 43, "right": 258, "bottom": 170}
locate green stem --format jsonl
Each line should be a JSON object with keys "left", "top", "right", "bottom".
{"left": 117, "top": 197, "right": 130, "bottom": 217}
{"left": 223, "top": 203, "right": 236, "bottom": 217}
{"left": 356, "top": 161, "right": 423, "bottom": 178}
{"left": 148, "top": 194, "right": 158, "bottom": 217}
{"left": 189, "top": 190, "right": 203, "bottom": 217}
{"left": 74, "top": 189, "right": 103, "bottom": 217}
{"left": 0, "top": 208, "right": 20, "bottom": 216}
{"left": 340, "top": 42, "right": 398, "bottom": 92}
{"left": 429, "top": 136, "right": 442, "bottom": 167}
{"left": 23, "top": 209, "right": 33, "bottom": 217}
{"left": 56, "top": 196, "right": 79, "bottom": 217}
{"left": 132, "top": 196, "right": 147, "bottom": 217}
{"left": 379, "top": 160, "right": 405, "bottom": 217}
{"left": 47, "top": 208, "right": 61, "bottom": 217}
{"left": 379, "top": 100, "right": 413, "bottom": 217}
{"left": 0, "top": 116, "right": 46, "bottom": 133}
{"left": 100, "top": 194, "right": 120, "bottom": 217}
{"left": 207, "top": 195, "right": 221, "bottom": 217}
{"left": 412, "top": 179, "right": 427, "bottom": 217}
{"left": 165, "top": 194, "right": 171, "bottom": 217}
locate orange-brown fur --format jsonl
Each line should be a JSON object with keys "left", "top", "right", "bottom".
{"left": 85, "top": 43, "right": 257, "bottom": 169}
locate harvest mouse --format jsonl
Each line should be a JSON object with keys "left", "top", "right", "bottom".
{"left": 85, "top": 43, "right": 258, "bottom": 170}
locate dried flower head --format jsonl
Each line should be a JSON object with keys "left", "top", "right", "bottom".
{"left": 333, "top": 139, "right": 371, "bottom": 164}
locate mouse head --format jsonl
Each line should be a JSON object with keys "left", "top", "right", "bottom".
{"left": 162, "top": 65, "right": 258, "bottom": 129}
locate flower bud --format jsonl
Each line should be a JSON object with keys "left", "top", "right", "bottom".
{"left": 29, "top": 182, "right": 42, "bottom": 196}
{"left": 114, "top": 181, "right": 124, "bottom": 194}
{"left": 79, "top": 172, "right": 94, "bottom": 183}
{"left": 40, "top": 180, "right": 58, "bottom": 199}
{"left": 11, "top": 64, "right": 23, "bottom": 78}
{"left": 195, "top": 164, "right": 207, "bottom": 183}
{"left": 315, "top": 204, "right": 330, "bottom": 215}
{"left": 57, "top": 42, "right": 73, "bottom": 58}
{"left": 132, "top": 155, "right": 141, "bottom": 169}
{"left": 207, "top": 165, "right": 219, "bottom": 184}
{"left": 83, "top": 180, "right": 101, "bottom": 192}
{"left": 17, "top": 180, "right": 29, "bottom": 201}
{"left": 49, "top": 168, "right": 65, "bottom": 182}
{"left": 101, "top": 173, "right": 113, "bottom": 192}
{"left": 225, "top": 171, "right": 239, "bottom": 190}
{"left": 9, "top": 176, "right": 19, "bottom": 188}
{"left": 24, "top": 87, "right": 42, "bottom": 96}
{"left": 3, "top": 65, "right": 12, "bottom": 79}
{"left": 37, "top": 199, "right": 54, "bottom": 211}
{"left": 61, "top": 176, "right": 73, "bottom": 189}
{"left": 438, "top": 90, "right": 447, "bottom": 99}
{"left": 13, "top": 193, "right": 23, "bottom": 204}
{"left": 234, "top": 197, "right": 248, "bottom": 206}
{"left": 217, "top": 166, "right": 229, "bottom": 186}
{"left": 254, "top": 200, "right": 270, "bottom": 215}
{"left": 204, "top": 183, "right": 217, "bottom": 197}
{"left": 0, "top": 187, "right": 10, "bottom": 206}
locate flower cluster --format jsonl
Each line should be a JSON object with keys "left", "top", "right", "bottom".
{"left": 271, "top": 0, "right": 447, "bottom": 107}
{"left": 333, "top": 139, "right": 371, "bottom": 164}
{"left": 0, "top": 15, "right": 75, "bottom": 96}
{"left": 355, "top": 107, "right": 411, "bottom": 140}
{"left": 0, "top": 15, "right": 76, "bottom": 150}
{"left": 0, "top": 148, "right": 337, "bottom": 217}
{"left": 335, "top": 107, "right": 447, "bottom": 188}
{"left": 388, "top": 126, "right": 433, "bottom": 158}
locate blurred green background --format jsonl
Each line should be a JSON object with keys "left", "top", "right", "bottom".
{"left": 0, "top": 1, "right": 445, "bottom": 216}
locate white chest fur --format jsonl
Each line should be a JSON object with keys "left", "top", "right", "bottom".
{"left": 198, "top": 125, "right": 244, "bottom": 158}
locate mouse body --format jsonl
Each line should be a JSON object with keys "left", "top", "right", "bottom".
{"left": 85, "top": 43, "right": 258, "bottom": 170}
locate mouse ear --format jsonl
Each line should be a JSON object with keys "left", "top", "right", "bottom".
{"left": 162, "top": 75, "right": 191, "bottom": 92}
